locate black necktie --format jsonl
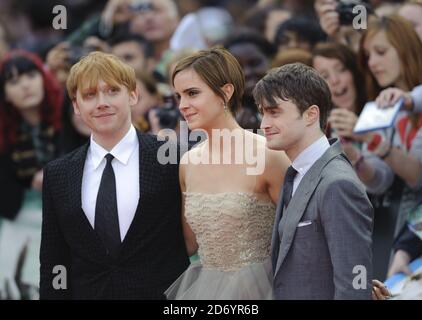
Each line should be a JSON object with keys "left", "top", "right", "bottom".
{"left": 95, "top": 153, "right": 121, "bottom": 259}
{"left": 282, "top": 165, "right": 298, "bottom": 209}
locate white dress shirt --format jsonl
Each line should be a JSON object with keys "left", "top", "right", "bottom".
{"left": 81, "top": 125, "right": 140, "bottom": 241}
{"left": 291, "top": 135, "right": 330, "bottom": 196}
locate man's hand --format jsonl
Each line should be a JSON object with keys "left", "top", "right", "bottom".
{"left": 372, "top": 279, "right": 391, "bottom": 300}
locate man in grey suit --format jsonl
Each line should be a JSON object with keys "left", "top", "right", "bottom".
{"left": 254, "top": 63, "right": 373, "bottom": 299}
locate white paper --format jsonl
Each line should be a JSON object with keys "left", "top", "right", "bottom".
{"left": 353, "top": 99, "right": 403, "bottom": 134}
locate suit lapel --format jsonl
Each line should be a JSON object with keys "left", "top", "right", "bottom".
{"left": 271, "top": 185, "right": 284, "bottom": 272}
{"left": 67, "top": 143, "right": 97, "bottom": 235}
{"left": 64, "top": 142, "right": 115, "bottom": 263}
{"left": 274, "top": 170, "right": 321, "bottom": 276}
{"left": 67, "top": 131, "right": 151, "bottom": 261}
{"left": 274, "top": 139, "right": 344, "bottom": 276}
{"left": 64, "top": 131, "right": 154, "bottom": 262}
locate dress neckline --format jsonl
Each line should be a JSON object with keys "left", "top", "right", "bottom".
{"left": 183, "top": 191, "right": 275, "bottom": 206}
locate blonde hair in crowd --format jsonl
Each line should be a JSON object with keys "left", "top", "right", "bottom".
{"left": 66, "top": 51, "right": 137, "bottom": 100}
{"left": 358, "top": 15, "right": 422, "bottom": 127}
{"left": 358, "top": 15, "right": 422, "bottom": 100}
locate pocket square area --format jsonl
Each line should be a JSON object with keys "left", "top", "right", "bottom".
{"left": 297, "top": 220, "right": 313, "bottom": 227}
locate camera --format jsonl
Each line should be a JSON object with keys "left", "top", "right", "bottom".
{"left": 155, "top": 94, "right": 180, "bottom": 130}
{"left": 129, "top": 0, "right": 153, "bottom": 12}
{"left": 336, "top": 0, "right": 372, "bottom": 25}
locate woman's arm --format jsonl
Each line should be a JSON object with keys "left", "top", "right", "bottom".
{"left": 179, "top": 156, "right": 198, "bottom": 257}
{"left": 383, "top": 147, "right": 421, "bottom": 188}
{"left": 340, "top": 142, "right": 394, "bottom": 195}
{"left": 375, "top": 85, "right": 422, "bottom": 113}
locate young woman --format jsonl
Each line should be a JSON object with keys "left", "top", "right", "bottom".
{"left": 355, "top": 15, "right": 422, "bottom": 283}
{"left": 0, "top": 50, "right": 63, "bottom": 215}
{"left": 0, "top": 50, "right": 63, "bottom": 299}
{"left": 165, "top": 47, "right": 290, "bottom": 299}
{"left": 312, "top": 42, "right": 367, "bottom": 161}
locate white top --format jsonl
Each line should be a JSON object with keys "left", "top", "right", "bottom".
{"left": 81, "top": 125, "right": 140, "bottom": 240}
{"left": 291, "top": 135, "right": 330, "bottom": 196}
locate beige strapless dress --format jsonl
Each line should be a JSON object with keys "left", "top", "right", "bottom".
{"left": 165, "top": 192, "right": 276, "bottom": 300}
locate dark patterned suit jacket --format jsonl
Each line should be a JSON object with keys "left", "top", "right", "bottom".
{"left": 40, "top": 131, "right": 189, "bottom": 299}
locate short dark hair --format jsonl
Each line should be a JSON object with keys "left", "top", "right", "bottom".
{"left": 172, "top": 47, "right": 245, "bottom": 116}
{"left": 274, "top": 16, "right": 326, "bottom": 49}
{"left": 109, "top": 32, "right": 153, "bottom": 58}
{"left": 253, "top": 63, "right": 333, "bottom": 130}
{"left": 223, "top": 28, "right": 277, "bottom": 58}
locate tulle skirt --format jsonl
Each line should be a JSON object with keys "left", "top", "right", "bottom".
{"left": 165, "top": 258, "right": 273, "bottom": 300}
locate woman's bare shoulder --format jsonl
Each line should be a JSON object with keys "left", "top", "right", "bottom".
{"left": 180, "top": 141, "right": 206, "bottom": 167}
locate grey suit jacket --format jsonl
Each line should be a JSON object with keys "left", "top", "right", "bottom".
{"left": 271, "top": 138, "right": 373, "bottom": 300}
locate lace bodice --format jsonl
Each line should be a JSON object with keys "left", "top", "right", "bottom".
{"left": 185, "top": 192, "right": 276, "bottom": 271}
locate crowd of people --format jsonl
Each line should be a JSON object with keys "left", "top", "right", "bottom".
{"left": 0, "top": 0, "right": 421, "bottom": 300}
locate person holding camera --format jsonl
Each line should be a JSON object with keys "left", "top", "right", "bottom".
{"left": 315, "top": 0, "right": 374, "bottom": 52}
{"left": 130, "top": 0, "right": 180, "bottom": 80}
{"left": 46, "top": 40, "right": 107, "bottom": 89}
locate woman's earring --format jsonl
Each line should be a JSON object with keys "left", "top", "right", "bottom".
{"left": 224, "top": 102, "right": 228, "bottom": 115}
